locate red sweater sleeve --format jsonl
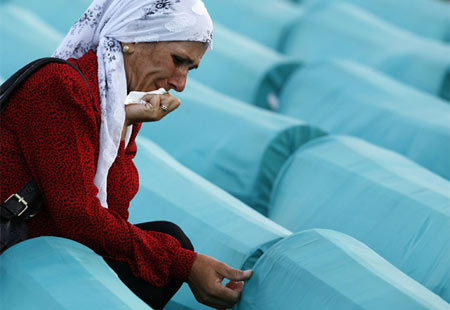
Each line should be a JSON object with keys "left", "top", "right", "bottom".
{"left": 6, "top": 63, "right": 196, "bottom": 286}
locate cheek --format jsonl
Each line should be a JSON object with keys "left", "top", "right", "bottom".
{"left": 156, "top": 64, "right": 177, "bottom": 81}
{"left": 133, "top": 57, "right": 175, "bottom": 88}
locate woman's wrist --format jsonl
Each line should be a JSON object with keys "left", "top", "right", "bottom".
{"left": 121, "top": 121, "right": 130, "bottom": 141}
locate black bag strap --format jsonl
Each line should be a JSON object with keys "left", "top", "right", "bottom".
{"left": 0, "top": 57, "right": 93, "bottom": 112}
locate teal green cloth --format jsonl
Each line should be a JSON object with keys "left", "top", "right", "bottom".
{"left": 269, "top": 136, "right": 450, "bottom": 301}
{"left": 278, "top": 59, "right": 450, "bottom": 180}
{"left": 294, "top": 0, "right": 450, "bottom": 42}
{"left": 203, "top": 0, "right": 304, "bottom": 50}
{"left": 1, "top": 0, "right": 89, "bottom": 33}
{"left": 189, "top": 23, "right": 301, "bottom": 107}
{"left": 203, "top": 0, "right": 450, "bottom": 99}
{"left": 238, "top": 229, "right": 449, "bottom": 310}
{"left": 0, "top": 237, "right": 150, "bottom": 309}
{"left": 0, "top": 2, "right": 63, "bottom": 78}
{"left": 282, "top": 2, "right": 450, "bottom": 99}
{"left": 129, "top": 137, "right": 291, "bottom": 310}
{"left": 139, "top": 80, "right": 325, "bottom": 214}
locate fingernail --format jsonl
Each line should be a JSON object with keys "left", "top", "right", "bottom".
{"left": 243, "top": 270, "right": 252, "bottom": 277}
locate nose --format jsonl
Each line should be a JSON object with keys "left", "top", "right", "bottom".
{"left": 168, "top": 67, "right": 188, "bottom": 92}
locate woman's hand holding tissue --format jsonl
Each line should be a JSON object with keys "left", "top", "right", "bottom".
{"left": 125, "top": 90, "right": 181, "bottom": 124}
{"left": 121, "top": 90, "right": 181, "bottom": 140}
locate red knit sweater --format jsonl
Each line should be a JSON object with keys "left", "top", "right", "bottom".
{"left": 0, "top": 50, "right": 196, "bottom": 287}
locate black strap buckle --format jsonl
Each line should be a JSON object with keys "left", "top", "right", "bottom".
{"left": 1, "top": 180, "right": 42, "bottom": 221}
{"left": 3, "top": 193, "right": 29, "bottom": 218}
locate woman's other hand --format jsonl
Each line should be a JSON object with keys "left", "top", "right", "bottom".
{"left": 125, "top": 93, "right": 181, "bottom": 125}
{"left": 188, "top": 254, "right": 253, "bottom": 310}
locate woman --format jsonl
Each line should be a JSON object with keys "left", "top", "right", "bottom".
{"left": 0, "top": 0, "right": 251, "bottom": 309}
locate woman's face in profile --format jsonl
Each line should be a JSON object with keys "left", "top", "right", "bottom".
{"left": 122, "top": 41, "right": 207, "bottom": 93}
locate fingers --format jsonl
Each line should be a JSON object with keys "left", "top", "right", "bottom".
{"left": 159, "top": 93, "right": 181, "bottom": 113}
{"left": 141, "top": 93, "right": 181, "bottom": 114}
{"left": 143, "top": 94, "right": 159, "bottom": 107}
{"left": 188, "top": 254, "right": 253, "bottom": 309}
{"left": 206, "top": 282, "right": 244, "bottom": 309}
{"left": 216, "top": 283, "right": 240, "bottom": 300}
{"left": 226, "top": 280, "right": 244, "bottom": 291}
{"left": 125, "top": 93, "right": 180, "bottom": 125}
{"left": 218, "top": 263, "right": 253, "bottom": 282}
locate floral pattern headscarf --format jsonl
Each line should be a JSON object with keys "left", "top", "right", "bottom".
{"left": 53, "top": 0, "right": 213, "bottom": 208}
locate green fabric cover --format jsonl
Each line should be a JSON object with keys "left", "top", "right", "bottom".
{"left": 282, "top": 2, "right": 450, "bottom": 99}
{"left": 269, "top": 135, "right": 450, "bottom": 301}
{"left": 278, "top": 59, "right": 450, "bottom": 180}
{"left": 0, "top": 2, "right": 63, "bottom": 78}
{"left": 129, "top": 137, "right": 291, "bottom": 310}
{"left": 294, "top": 0, "right": 450, "bottom": 42}
{"left": 203, "top": 0, "right": 450, "bottom": 99}
{"left": 139, "top": 79, "right": 325, "bottom": 214}
{"left": 203, "top": 0, "right": 304, "bottom": 50}
{"left": 1, "top": 0, "right": 90, "bottom": 33}
{"left": 189, "top": 23, "right": 301, "bottom": 107}
{"left": 238, "top": 229, "right": 449, "bottom": 310}
{"left": 0, "top": 237, "right": 150, "bottom": 309}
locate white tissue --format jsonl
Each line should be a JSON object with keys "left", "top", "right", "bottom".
{"left": 124, "top": 88, "right": 168, "bottom": 105}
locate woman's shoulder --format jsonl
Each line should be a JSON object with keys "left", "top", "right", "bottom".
{"left": 14, "top": 50, "right": 95, "bottom": 93}
{"left": 16, "top": 52, "right": 97, "bottom": 106}
{"left": 4, "top": 51, "right": 100, "bottom": 125}
{"left": 32, "top": 52, "right": 98, "bottom": 98}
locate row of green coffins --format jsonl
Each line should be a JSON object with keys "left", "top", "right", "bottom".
{"left": 290, "top": 0, "right": 450, "bottom": 42}
{"left": 189, "top": 25, "right": 450, "bottom": 181}
{"left": 203, "top": 0, "right": 450, "bottom": 100}
{"left": 5, "top": 0, "right": 450, "bottom": 43}
{"left": 2, "top": 137, "right": 448, "bottom": 309}
{"left": 141, "top": 83, "right": 450, "bottom": 302}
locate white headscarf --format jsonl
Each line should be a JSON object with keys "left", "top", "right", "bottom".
{"left": 53, "top": 0, "right": 213, "bottom": 208}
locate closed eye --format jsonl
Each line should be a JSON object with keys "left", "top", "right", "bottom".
{"left": 172, "top": 55, "right": 199, "bottom": 71}
{"left": 172, "top": 55, "right": 185, "bottom": 66}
